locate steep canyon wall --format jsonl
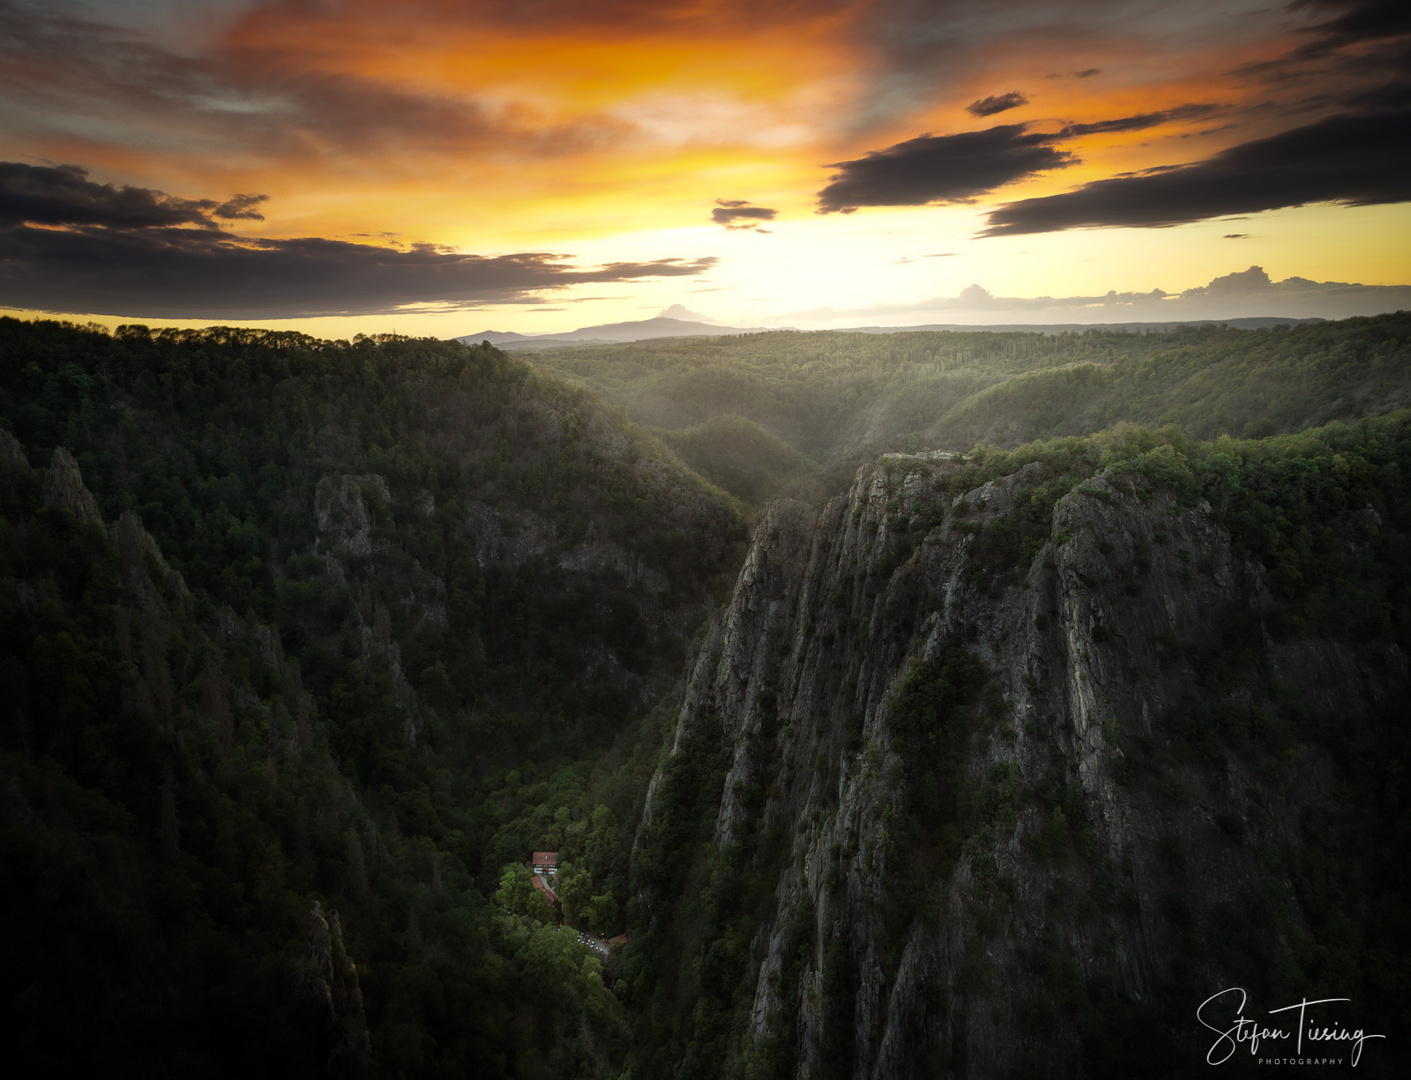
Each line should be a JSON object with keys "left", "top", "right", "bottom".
{"left": 640, "top": 451, "right": 1405, "bottom": 1078}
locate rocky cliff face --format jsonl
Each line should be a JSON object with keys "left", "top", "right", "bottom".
{"left": 309, "top": 445, "right": 731, "bottom": 749}
{"left": 41, "top": 446, "right": 104, "bottom": 525}
{"left": 4, "top": 434, "right": 386, "bottom": 1072}
{"left": 0, "top": 429, "right": 28, "bottom": 473}
{"left": 289, "top": 900, "right": 373, "bottom": 1078}
{"left": 641, "top": 452, "right": 1405, "bottom": 1078}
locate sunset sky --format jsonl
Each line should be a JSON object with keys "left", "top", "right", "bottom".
{"left": 2, "top": 0, "right": 1408, "bottom": 337}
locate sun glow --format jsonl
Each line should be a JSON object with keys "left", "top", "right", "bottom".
{"left": 0, "top": 0, "right": 1405, "bottom": 334}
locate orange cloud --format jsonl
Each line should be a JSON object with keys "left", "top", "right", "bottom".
{"left": 3, "top": 0, "right": 1406, "bottom": 330}
{"left": 217, "top": 0, "right": 866, "bottom": 107}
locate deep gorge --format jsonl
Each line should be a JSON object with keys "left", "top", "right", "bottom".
{"left": 2, "top": 315, "right": 1408, "bottom": 1078}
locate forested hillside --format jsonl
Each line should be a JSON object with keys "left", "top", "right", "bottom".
{"left": 522, "top": 314, "right": 1411, "bottom": 509}
{"left": 4, "top": 314, "right": 1409, "bottom": 1078}
{"left": 0, "top": 318, "right": 744, "bottom": 1077}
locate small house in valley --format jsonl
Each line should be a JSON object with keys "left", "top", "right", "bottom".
{"left": 531, "top": 874, "right": 561, "bottom": 908}
{"left": 530, "top": 869, "right": 561, "bottom": 914}
{"left": 531, "top": 851, "right": 559, "bottom": 876}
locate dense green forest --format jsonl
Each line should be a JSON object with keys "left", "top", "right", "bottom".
{"left": 3, "top": 314, "right": 1409, "bottom": 1077}
{"left": 522, "top": 314, "right": 1411, "bottom": 509}
{"left": 0, "top": 317, "right": 743, "bottom": 1077}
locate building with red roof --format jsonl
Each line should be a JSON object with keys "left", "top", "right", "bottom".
{"left": 530, "top": 875, "right": 559, "bottom": 906}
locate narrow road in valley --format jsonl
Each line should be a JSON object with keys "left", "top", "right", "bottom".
{"left": 577, "top": 929, "right": 610, "bottom": 958}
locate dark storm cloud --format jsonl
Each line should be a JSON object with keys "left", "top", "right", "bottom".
{"left": 0, "top": 163, "right": 196, "bottom": 228}
{"left": 0, "top": 165, "right": 716, "bottom": 319}
{"left": 213, "top": 193, "right": 270, "bottom": 221}
{"left": 1338, "top": 79, "right": 1411, "bottom": 111}
{"left": 967, "top": 92, "right": 1028, "bottom": 117}
{"left": 1292, "top": 0, "right": 1411, "bottom": 58}
{"left": 980, "top": 109, "right": 1411, "bottom": 236}
{"left": 711, "top": 200, "right": 779, "bottom": 230}
{"left": 1057, "top": 103, "right": 1221, "bottom": 136}
{"left": 816, "top": 125, "right": 1076, "bottom": 214}
{"left": 0, "top": 163, "right": 267, "bottom": 230}
{"left": 1236, "top": 1, "right": 1411, "bottom": 79}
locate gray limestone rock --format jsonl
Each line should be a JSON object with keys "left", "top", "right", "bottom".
{"left": 290, "top": 900, "right": 372, "bottom": 1078}
{"left": 41, "top": 446, "right": 103, "bottom": 525}
{"left": 640, "top": 454, "right": 1405, "bottom": 1079}
{"left": 0, "top": 428, "right": 30, "bottom": 474}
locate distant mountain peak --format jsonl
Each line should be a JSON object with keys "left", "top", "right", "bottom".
{"left": 657, "top": 304, "right": 725, "bottom": 325}
{"left": 455, "top": 311, "right": 771, "bottom": 349}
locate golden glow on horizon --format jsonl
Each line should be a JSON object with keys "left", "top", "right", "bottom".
{"left": 1, "top": 0, "right": 1406, "bottom": 334}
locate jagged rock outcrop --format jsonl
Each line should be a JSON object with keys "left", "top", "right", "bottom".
{"left": 465, "top": 500, "right": 556, "bottom": 566}
{"left": 41, "top": 446, "right": 103, "bottom": 525}
{"left": 2, "top": 431, "right": 35, "bottom": 523}
{"left": 313, "top": 474, "right": 429, "bottom": 743}
{"left": 289, "top": 900, "right": 372, "bottom": 1078}
{"left": 111, "top": 510, "right": 190, "bottom": 613}
{"left": 640, "top": 453, "right": 1405, "bottom": 1078}
{"left": 309, "top": 455, "right": 733, "bottom": 753}
{"left": 316, "top": 474, "right": 389, "bottom": 559}
{"left": 26, "top": 445, "right": 189, "bottom": 630}
{"left": 0, "top": 429, "right": 29, "bottom": 474}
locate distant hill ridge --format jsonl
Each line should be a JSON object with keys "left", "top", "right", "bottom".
{"left": 834, "top": 316, "right": 1326, "bottom": 334}
{"left": 457, "top": 316, "right": 773, "bottom": 349}
{"left": 457, "top": 314, "right": 1326, "bottom": 349}
{"left": 519, "top": 310, "right": 1411, "bottom": 510}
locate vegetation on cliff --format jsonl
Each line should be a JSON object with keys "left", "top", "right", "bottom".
{"left": 3, "top": 313, "right": 1409, "bottom": 1077}
{"left": 625, "top": 413, "right": 1411, "bottom": 1079}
